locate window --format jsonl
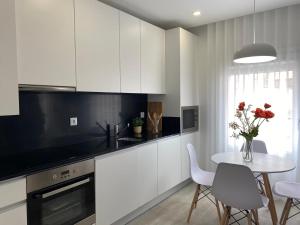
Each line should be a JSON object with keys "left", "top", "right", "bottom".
{"left": 227, "top": 68, "right": 295, "bottom": 157}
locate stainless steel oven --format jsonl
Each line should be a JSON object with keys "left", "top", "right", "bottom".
{"left": 27, "top": 159, "right": 95, "bottom": 225}
{"left": 181, "top": 106, "right": 199, "bottom": 133}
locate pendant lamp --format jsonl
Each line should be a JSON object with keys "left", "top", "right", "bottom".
{"left": 233, "top": 0, "right": 277, "bottom": 64}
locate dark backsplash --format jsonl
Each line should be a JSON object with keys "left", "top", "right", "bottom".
{"left": 0, "top": 92, "right": 147, "bottom": 157}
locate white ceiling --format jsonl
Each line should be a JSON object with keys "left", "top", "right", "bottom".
{"left": 100, "top": 0, "right": 300, "bottom": 29}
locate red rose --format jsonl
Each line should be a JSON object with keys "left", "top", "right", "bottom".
{"left": 238, "top": 102, "right": 245, "bottom": 111}
{"left": 264, "top": 110, "right": 275, "bottom": 119}
{"left": 253, "top": 108, "right": 266, "bottom": 118}
{"left": 264, "top": 103, "right": 271, "bottom": 109}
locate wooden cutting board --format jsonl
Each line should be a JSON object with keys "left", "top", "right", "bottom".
{"left": 147, "top": 102, "right": 163, "bottom": 134}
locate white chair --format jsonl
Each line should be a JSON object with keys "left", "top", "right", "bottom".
{"left": 186, "top": 143, "right": 221, "bottom": 223}
{"left": 273, "top": 181, "right": 300, "bottom": 225}
{"left": 212, "top": 163, "right": 269, "bottom": 225}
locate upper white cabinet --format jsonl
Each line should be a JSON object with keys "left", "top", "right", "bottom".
{"left": 141, "top": 21, "right": 165, "bottom": 94}
{"left": 120, "top": 12, "right": 141, "bottom": 93}
{"left": 157, "top": 136, "right": 181, "bottom": 195}
{"left": 15, "top": 0, "right": 76, "bottom": 87}
{"left": 0, "top": 0, "right": 19, "bottom": 116}
{"left": 149, "top": 28, "right": 198, "bottom": 117}
{"left": 75, "top": 0, "right": 120, "bottom": 93}
{"left": 180, "top": 29, "right": 198, "bottom": 107}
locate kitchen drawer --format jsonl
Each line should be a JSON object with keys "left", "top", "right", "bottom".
{"left": 0, "top": 178, "right": 26, "bottom": 209}
{"left": 0, "top": 203, "right": 27, "bottom": 225}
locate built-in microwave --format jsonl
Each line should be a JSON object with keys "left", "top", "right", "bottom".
{"left": 181, "top": 106, "right": 199, "bottom": 133}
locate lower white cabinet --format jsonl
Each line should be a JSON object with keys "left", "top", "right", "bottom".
{"left": 0, "top": 203, "right": 27, "bottom": 225}
{"left": 96, "top": 148, "right": 139, "bottom": 225}
{"left": 0, "top": 178, "right": 26, "bottom": 209}
{"left": 95, "top": 143, "right": 158, "bottom": 225}
{"left": 180, "top": 133, "right": 197, "bottom": 181}
{"left": 0, "top": 177, "right": 27, "bottom": 225}
{"left": 157, "top": 136, "right": 181, "bottom": 195}
{"left": 137, "top": 143, "right": 158, "bottom": 206}
{"left": 95, "top": 135, "right": 184, "bottom": 224}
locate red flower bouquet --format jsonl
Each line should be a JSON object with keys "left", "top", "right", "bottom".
{"left": 229, "top": 102, "right": 275, "bottom": 161}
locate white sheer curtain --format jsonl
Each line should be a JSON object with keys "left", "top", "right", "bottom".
{"left": 190, "top": 5, "right": 300, "bottom": 182}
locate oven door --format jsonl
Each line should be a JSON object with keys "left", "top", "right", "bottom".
{"left": 27, "top": 174, "right": 95, "bottom": 225}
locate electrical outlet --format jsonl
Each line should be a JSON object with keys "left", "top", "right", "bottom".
{"left": 140, "top": 112, "right": 145, "bottom": 118}
{"left": 70, "top": 117, "right": 78, "bottom": 126}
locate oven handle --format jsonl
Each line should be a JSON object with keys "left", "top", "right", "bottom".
{"left": 37, "top": 178, "right": 91, "bottom": 199}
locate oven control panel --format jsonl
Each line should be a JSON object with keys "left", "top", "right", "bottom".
{"left": 27, "top": 159, "right": 94, "bottom": 193}
{"left": 52, "top": 169, "right": 77, "bottom": 181}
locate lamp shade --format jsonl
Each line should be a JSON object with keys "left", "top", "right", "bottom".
{"left": 233, "top": 43, "right": 277, "bottom": 64}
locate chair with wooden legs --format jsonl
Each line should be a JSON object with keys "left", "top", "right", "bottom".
{"left": 212, "top": 163, "right": 269, "bottom": 225}
{"left": 273, "top": 181, "right": 300, "bottom": 225}
{"left": 186, "top": 144, "right": 221, "bottom": 223}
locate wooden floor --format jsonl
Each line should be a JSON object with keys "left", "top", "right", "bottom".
{"left": 128, "top": 183, "right": 300, "bottom": 225}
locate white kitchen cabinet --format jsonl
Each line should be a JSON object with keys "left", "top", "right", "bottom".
{"left": 75, "top": 0, "right": 120, "bottom": 93}
{"left": 0, "top": 178, "right": 26, "bottom": 209}
{"left": 137, "top": 143, "right": 158, "bottom": 206}
{"left": 95, "top": 148, "right": 139, "bottom": 225}
{"left": 15, "top": 0, "right": 76, "bottom": 87}
{"left": 0, "top": 0, "right": 19, "bottom": 116}
{"left": 0, "top": 178, "right": 27, "bottom": 225}
{"left": 120, "top": 12, "right": 141, "bottom": 93}
{"left": 157, "top": 136, "right": 181, "bottom": 195}
{"left": 180, "top": 133, "right": 197, "bottom": 181}
{"left": 149, "top": 28, "right": 198, "bottom": 117}
{"left": 141, "top": 21, "right": 165, "bottom": 94}
{"left": 180, "top": 29, "right": 198, "bottom": 107}
{"left": 0, "top": 203, "right": 27, "bottom": 225}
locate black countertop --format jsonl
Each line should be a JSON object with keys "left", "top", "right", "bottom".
{"left": 0, "top": 130, "right": 180, "bottom": 182}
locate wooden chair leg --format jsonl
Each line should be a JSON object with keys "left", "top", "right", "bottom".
{"left": 215, "top": 198, "right": 222, "bottom": 225}
{"left": 220, "top": 206, "right": 231, "bottom": 225}
{"left": 281, "top": 198, "right": 293, "bottom": 225}
{"left": 280, "top": 198, "right": 291, "bottom": 224}
{"left": 220, "top": 206, "right": 228, "bottom": 225}
{"left": 194, "top": 185, "right": 201, "bottom": 209}
{"left": 251, "top": 209, "right": 259, "bottom": 225}
{"left": 247, "top": 212, "right": 253, "bottom": 225}
{"left": 187, "top": 184, "right": 201, "bottom": 223}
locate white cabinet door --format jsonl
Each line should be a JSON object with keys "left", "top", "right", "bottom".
{"left": 0, "top": 203, "right": 27, "bottom": 225}
{"left": 180, "top": 29, "right": 198, "bottom": 106}
{"left": 15, "top": 0, "right": 76, "bottom": 87}
{"left": 157, "top": 136, "right": 181, "bottom": 195}
{"left": 0, "top": 178, "right": 26, "bottom": 209}
{"left": 75, "top": 0, "right": 120, "bottom": 93}
{"left": 137, "top": 143, "right": 158, "bottom": 206}
{"left": 141, "top": 21, "right": 165, "bottom": 94}
{"left": 0, "top": 0, "right": 19, "bottom": 116}
{"left": 120, "top": 12, "right": 141, "bottom": 93}
{"left": 180, "top": 133, "right": 197, "bottom": 181}
{"left": 95, "top": 149, "right": 139, "bottom": 225}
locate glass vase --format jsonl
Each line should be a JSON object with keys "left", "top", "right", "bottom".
{"left": 242, "top": 138, "right": 253, "bottom": 162}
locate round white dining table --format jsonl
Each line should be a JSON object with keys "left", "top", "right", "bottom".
{"left": 211, "top": 152, "right": 296, "bottom": 225}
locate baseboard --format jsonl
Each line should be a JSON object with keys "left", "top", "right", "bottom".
{"left": 112, "top": 179, "right": 192, "bottom": 225}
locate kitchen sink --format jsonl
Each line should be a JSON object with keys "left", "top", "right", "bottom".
{"left": 117, "top": 137, "right": 142, "bottom": 142}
